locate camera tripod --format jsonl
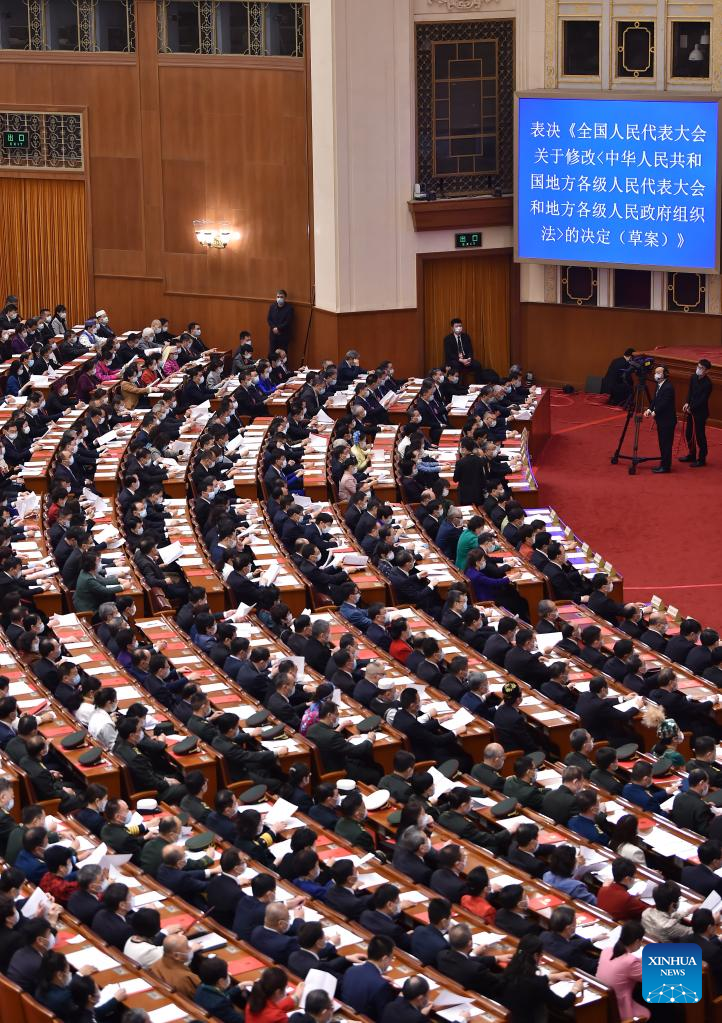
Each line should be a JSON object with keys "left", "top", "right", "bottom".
{"left": 611, "top": 377, "right": 657, "bottom": 475}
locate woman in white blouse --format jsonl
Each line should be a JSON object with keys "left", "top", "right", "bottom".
{"left": 87, "top": 687, "right": 118, "bottom": 750}
{"left": 610, "top": 812, "right": 647, "bottom": 866}
{"left": 74, "top": 678, "right": 101, "bottom": 728}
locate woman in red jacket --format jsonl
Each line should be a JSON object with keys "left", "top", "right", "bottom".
{"left": 245, "top": 967, "right": 300, "bottom": 1023}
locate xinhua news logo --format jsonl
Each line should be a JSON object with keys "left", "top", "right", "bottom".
{"left": 642, "top": 944, "right": 702, "bottom": 1004}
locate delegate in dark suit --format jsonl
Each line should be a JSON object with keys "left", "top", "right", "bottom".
{"left": 410, "top": 924, "right": 449, "bottom": 966}
{"left": 435, "top": 947, "right": 503, "bottom": 998}
{"left": 683, "top": 366, "right": 712, "bottom": 465}
{"left": 647, "top": 375, "right": 677, "bottom": 472}
{"left": 340, "top": 961, "right": 397, "bottom": 1021}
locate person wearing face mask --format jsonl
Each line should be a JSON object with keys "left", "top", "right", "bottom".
{"left": 680, "top": 357, "right": 713, "bottom": 467}
{"left": 442, "top": 317, "right": 497, "bottom": 384}
{"left": 0, "top": 302, "right": 19, "bottom": 332}
{"left": 46, "top": 379, "right": 77, "bottom": 418}
{"left": 94, "top": 309, "right": 114, "bottom": 340}
{"left": 149, "top": 933, "right": 199, "bottom": 999}
{"left": 185, "top": 320, "right": 207, "bottom": 355}
{"left": 7, "top": 917, "right": 58, "bottom": 992}
{"left": 78, "top": 318, "right": 99, "bottom": 349}
{"left": 267, "top": 289, "right": 294, "bottom": 355}
{"left": 0, "top": 893, "right": 27, "bottom": 973}
{"left": 90, "top": 881, "right": 136, "bottom": 950}
{"left": 0, "top": 778, "right": 16, "bottom": 857}
{"left": 643, "top": 364, "right": 677, "bottom": 473}
{"left": 72, "top": 784, "right": 109, "bottom": 838}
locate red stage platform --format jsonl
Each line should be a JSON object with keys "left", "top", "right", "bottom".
{"left": 651, "top": 344, "right": 722, "bottom": 427}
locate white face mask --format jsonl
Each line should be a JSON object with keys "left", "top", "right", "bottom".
{"left": 46, "top": 933, "right": 56, "bottom": 949}
{"left": 696, "top": 367, "right": 705, "bottom": 377}
{"left": 124, "top": 810, "right": 132, "bottom": 825}
{"left": 655, "top": 372, "right": 664, "bottom": 383}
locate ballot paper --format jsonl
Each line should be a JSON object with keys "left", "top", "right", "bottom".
{"left": 429, "top": 766, "right": 457, "bottom": 801}
{"left": 265, "top": 797, "right": 299, "bottom": 828}
{"left": 316, "top": 409, "right": 333, "bottom": 425}
{"left": 432, "top": 990, "right": 476, "bottom": 1009}
{"left": 148, "top": 1004, "right": 189, "bottom": 1023}
{"left": 269, "top": 839, "right": 293, "bottom": 858}
{"left": 535, "top": 632, "right": 563, "bottom": 654}
{"left": 158, "top": 541, "right": 184, "bottom": 565}
{"left": 614, "top": 697, "right": 640, "bottom": 714}
{"left": 21, "top": 885, "right": 49, "bottom": 918}
{"left": 300, "top": 970, "right": 337, "bottom": 1008}
{"left": 702, "top": 889, "right": 722, "bottom": 911}
{"left": 66, "top": 949, "right": 119, "bottom": 972}
{"left": 133, "top": 890, "right": 167, "bottom": 908}
{"left": 97, "top": 979, "right": 151, "bottom": 1007}
{"left": 444, "top": 707, "right": 474, "bottom": 731}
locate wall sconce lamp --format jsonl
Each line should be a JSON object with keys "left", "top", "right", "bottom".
{"left": 193, "top": 221, "right": 233, "bottom": 249}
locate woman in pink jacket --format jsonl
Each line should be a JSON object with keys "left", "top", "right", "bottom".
{"left": 94, "top": 344, "right": 120, "bottom": 381}
{"left": 596, "top": 921, "right": 649, "bottom": 1021}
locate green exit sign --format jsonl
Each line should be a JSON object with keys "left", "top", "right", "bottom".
{"left": 455, "top": 231, "right": 482, "bottom": 248}
{"left": 2, "top": 130, "right": 29, "bottom": 150}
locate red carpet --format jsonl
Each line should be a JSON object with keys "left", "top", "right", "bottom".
{"left": 536, "top": 391, "right": 722, "bottom": 630}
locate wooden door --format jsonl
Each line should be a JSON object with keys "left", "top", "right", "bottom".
{"left": 422, "top": 252, "right": 511, "bottom": 375}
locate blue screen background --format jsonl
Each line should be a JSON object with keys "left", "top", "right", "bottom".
{"left": 516, "top": 96, "right": 719, "bottom": 270}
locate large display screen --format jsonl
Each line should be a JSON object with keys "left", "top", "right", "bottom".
{"left": 515, "top": 94, "right": 720, "bottom": 272}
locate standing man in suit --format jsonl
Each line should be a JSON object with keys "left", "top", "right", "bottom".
{"left": 644, "top": 365, "right": 677, "bottom": 473}
{"left": 267, "top": 289, "right": 294, "bottom": 355}
{"left": 681, "top": 358, "right": 712, "bottom": 468}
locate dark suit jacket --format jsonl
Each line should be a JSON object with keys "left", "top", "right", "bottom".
{"left": 493, "top": 702, "right": 539, "bottom": 754}
{"left": 359, "top": 908, "right": 411, "bottom": 951}
{"left": 306, "top": 720, "right": 373, "bottom": 772}
{"left": 435, "top": 947, "right": 503, "bottom": 998}
{"left": 640, "top": 629, "right": 668, "bottom": 653}
{"left": 250, "top": 924, "right": 299, "bottom": 966}
{"left": 671, "top": 790, "right": 715, "bottom": 837}
{"left": 392, "top": 707, "right": 457, "bottom": 762}
{"left": 325, "top": 883, "right": 372, "bottom": 921}
{"left": 650, "top": 379, "right": 677, "bottom": 427}
{"left": 495, "top": 908, "right": 541, "bottom": 938}
{"left": 681, "top": 862, "right": 722, "bottom": 898}
{"left": 379, "top": 998, "right": 428, "bottom": 1023}
{"left": 91, "top": 908, "right": 134, "bottom": 949}
{"left": 541, "top": 784, "right": 580, "bottom": 825}
{"left": 206, "top": 872, "right": 244, "bottom": 929}
{"left": 7, "top": 944, "right": 43, "bottom": 991}
{"left": 340, "top": 961, "right": 396, "bottom": 1021}
{"left": 410, "top": 924, "right": 450, "bottom": 966}
{"left": 67, "top": 888, "right": 102, "bottom": 926}
{"left": 391, "top": 848, "right": 432, "bottom": 886}
{"left": 430, "top": 867, "right": 465, "bottom": 904}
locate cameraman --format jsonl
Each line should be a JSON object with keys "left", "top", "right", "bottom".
{"left": 680, "top": 358, "right": 712, "bottom": 468}
{"left": 644, "top": 365, "right": 677, "bottom": 473}
{"left": 602, "top": 347, "right": 634, "bottom": 406}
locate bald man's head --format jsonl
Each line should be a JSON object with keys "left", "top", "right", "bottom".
{"left": 163, "top": 933, "right": 190, "bottom": 961}
{"left": 484, "top": 743, "right": 505, "bottom": 766}
{"left": 265, "top": 901, "right": 291, "bottom": 932}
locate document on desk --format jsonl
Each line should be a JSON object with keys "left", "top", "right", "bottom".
{"left": 66, "top": 949, "right": 119, "bottom": 972}
{"left": 97, "top": 979, "right": 151, "bottom": 1006}
{"left": 148, "top": 1004, "right": 189, "bottom": 1023}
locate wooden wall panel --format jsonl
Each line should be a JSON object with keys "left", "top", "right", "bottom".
{"left": 89, "top": 157, "right": 144, "bottom": 252}
{"left": 519, "top": 303, "right": 722, "bottom": 389}
{"left": 0, "top": 0, "right": 312, "bottom": 350}
{"left": 308, "top": 308, "right": 421, "bottom": 378}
